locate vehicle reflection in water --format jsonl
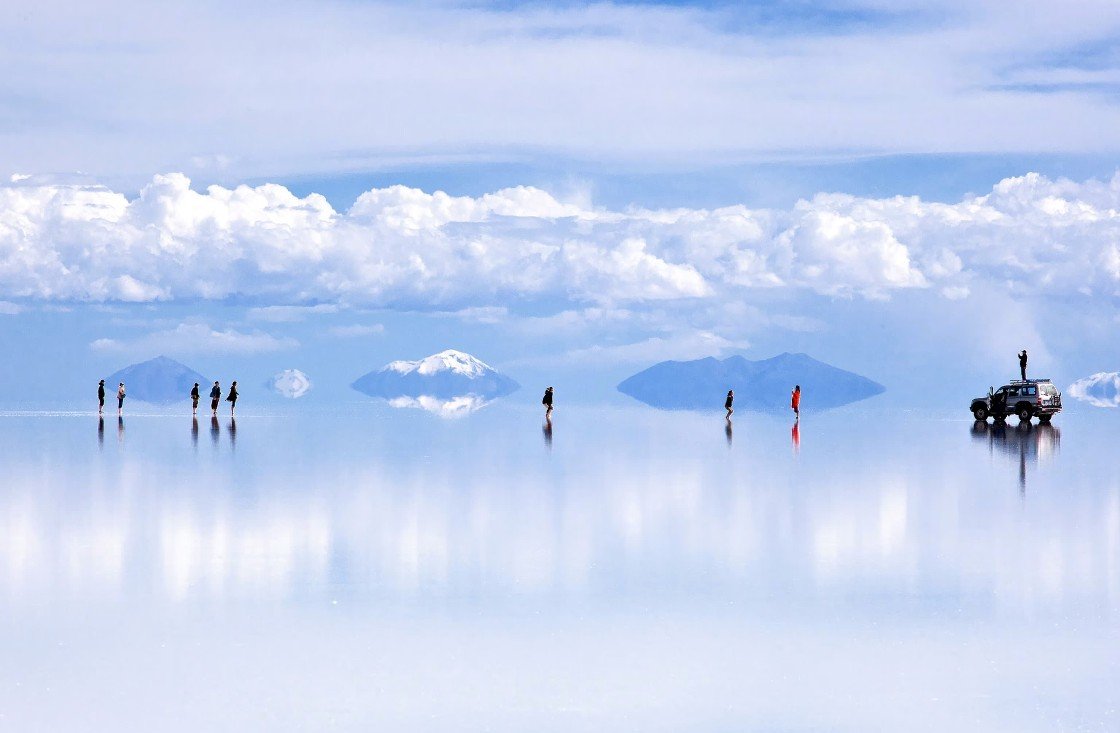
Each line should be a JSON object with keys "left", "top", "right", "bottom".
{"left": 971, "top": 420, "right": 1061, "bottom": 493}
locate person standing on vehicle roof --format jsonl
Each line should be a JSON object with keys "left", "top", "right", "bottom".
{"left": 1019, "top": 350, "right": 1028, "bottom": 381}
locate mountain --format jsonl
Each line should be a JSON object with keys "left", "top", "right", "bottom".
{"left": 105, "top": 356, "right": 208, "bottom": 405}
{"left": 617, "top": 353, "right": 884, "bottom": 411}
{"left": 351, "top": 349, "right": 520, "bottom": 402}
{"left": 1068, "top": 372, "right": 1120, "bottom": 408}
{"left": 269, "top": 369, "right": 313, "bottom": 399}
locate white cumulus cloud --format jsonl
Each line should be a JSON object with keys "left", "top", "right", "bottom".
{"left": 2, "top": 172, "right": 1120, "bottom": 311}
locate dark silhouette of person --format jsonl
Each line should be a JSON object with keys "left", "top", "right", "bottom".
{"left": 210, "top": 416, "right": 220, "bottom": 446}
{"left": 116, "top": 382, "right": 126, "bottom": 416}
{"left": 97, "top": 379, "right": 106, "bottom": 415}
{"left": 542, "top": 386, "right": 554, "bottom": 415}
{"left": 191, "top": 417, "right": 199, "bottom": 448}
{"left": 725, "top": 419, "right": 732, "bottom": 447}
{"left": 98, "top": 416, "right": 104, "bottom": 449}
{"left": 1019, "top": 350, "right": 1028, "bottom": 381}
{"left": 226, "top": 381, "right": 239, "bottom": 415}
{"left": 542, "top": 417, "right": 552, "bottom": 450}
{"left": 191, "top": 382, "right": 200, "bottom": 415}
{"left": 117, "top": 415, "right": 124, "bottom": 443}
{"left": 229, "top": 418, "right": 237, "bottom": 449}
{"left": 725, "top": 389, "right": 734, "bottom": 419}
{"left": 210, "top": 381, "right": 221, "bottom": 416}
{"left": 791, "top": 384, "right": 801, "bottom": 418}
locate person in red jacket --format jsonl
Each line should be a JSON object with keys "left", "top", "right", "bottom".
{"left": 791, "top": 384, "right": 801, "bottom": 418}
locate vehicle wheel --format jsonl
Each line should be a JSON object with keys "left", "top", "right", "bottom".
{"left": 972, "top": 406, "right": 988, "bottom": 421}
{"left": 1017, "top": 406, "right": 1032, "bottom": 423}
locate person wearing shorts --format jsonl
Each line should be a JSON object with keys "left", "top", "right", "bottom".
{"left": 210, "top": 381, "right": 221, "bottom": 415}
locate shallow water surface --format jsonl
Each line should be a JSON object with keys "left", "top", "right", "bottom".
{"left": 0, "top": 405, "right": 1116, "bottom": 731}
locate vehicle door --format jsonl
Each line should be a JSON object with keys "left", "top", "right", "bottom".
{"left": 996, "top": 386, "right": 1015, "bottom": 414}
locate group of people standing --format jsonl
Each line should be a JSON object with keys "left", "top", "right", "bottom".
{"left": 724, "top": 385, "right": 802, "bottom": 420}
{"left": 190, "top": 381, "right": 239, "bottom": 416}
{"left": 98, "top": 379, "right": 239, "bottom": 416}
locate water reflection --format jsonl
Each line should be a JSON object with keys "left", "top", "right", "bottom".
{"left": 210, "top": 416, "right": 219, "bottom": 446}
{"left": 542, "top": 416, "right": 552, "bottom": 451}
{"left": 971, "top": 421, "right": 1061, "bottom": 493}
{"left": 724, "top": 419, "right": 733, "bottom": 447}
{"left": 191, "top": 417, "right": 198, "bottom": 449}
{"left": 97, "top": 417, "right": 104, "bottom": 449}
{"left": 791, "top": 419, "right": 800, "bottom": 454}
{"left": 229, "top": 418, "right": 237, "bottom": 450}
{"left": 388, "top": 394, "right": 493, "bottom": 418}
{"left": 117, "top": 416, "right": 124, "bottom": 444}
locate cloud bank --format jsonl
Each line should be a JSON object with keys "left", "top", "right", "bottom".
{"left": 2, "top": 172, "right": 1120, "bottom": 310}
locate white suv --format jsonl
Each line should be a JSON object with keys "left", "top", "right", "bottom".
{"left": 970, "top": 379, "right": 1062, "bottom": 424}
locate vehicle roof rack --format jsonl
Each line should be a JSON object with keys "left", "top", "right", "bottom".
{"left": 1009, "top": 378, "right": 1052, "bottom": 384}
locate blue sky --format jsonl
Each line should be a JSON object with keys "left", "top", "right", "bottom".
{"left": 1, "top": 0, "right": 1119, "bottom": 407}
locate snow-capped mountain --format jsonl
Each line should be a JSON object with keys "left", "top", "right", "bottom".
{"left": 384, "top": 349, "right": 493, "bottom": 378}
{"left": 352, "top": 349, "right": 519, "bottom": 403}
{"left": 1068, "top": 372, "right": 1120, "bottom": 408}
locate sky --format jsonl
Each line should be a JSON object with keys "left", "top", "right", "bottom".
{"left": 1, "top": 0, "right": 1119, "bottom": 407}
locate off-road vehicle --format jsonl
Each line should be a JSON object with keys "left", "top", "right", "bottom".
{"left": 970, "top": 379, "right": 1062, "bottom": 424}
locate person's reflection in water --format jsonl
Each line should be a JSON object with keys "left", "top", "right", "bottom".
{"left": 969, "top": 419, "right": 1060, "bottom": 494}
{"left": 97, "top": 417, "right": 104, "bottom": 450}
{"left": 191, "top": 417, "right": 199, "bottom": 450}
{"left": 228, "top": 418, "right": 237, "bottom": 451}
{"left": 791, "top": 419, "right": 800, "bottom": 454}
{"left": 117, "top": 416, "right": 124, "bottom": 444}
{"left": 725, "top": 419, "right": 733, "bottom": 448}
{"left": 210, "top": 416, "right": 220, "bottom": 447}
{"left": 542, "top": 414, "right": 552, "bottom": 452}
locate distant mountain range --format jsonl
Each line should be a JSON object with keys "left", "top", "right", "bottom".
{"left": 351, "top": 350, "right": 520, "bottom": 403}
{"left": 617, "top": 353, "right": 884, "bottom": 411}
{"left": 106, "top": 356, "right": 208, "bottom": 405}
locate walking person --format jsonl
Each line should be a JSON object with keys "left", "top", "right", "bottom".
{"left": 116, "top": 382, "right": 126, "bottom": 416}
{"left": 725, "top": 389, "right": 734, "bottom": 419}
{"left": 542, "top": 386, "right": 554, "bottom": 416}
{"left": 227, "top": 381, "right": 239, "bottom": 415}
{"left": 97, "top": 379, "right": 106, "bottom": 415}
{"left": 1018, "top": 350, "right": 1028, "bottom": 381}
{"left": 210, "top": 381, "right": 221, "bottom": 416}
{"left": 190, "top": 382, "right": 200, "bottom": 415}
{"left": 791, "top": 384, "right": 801, "bottom": 419}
